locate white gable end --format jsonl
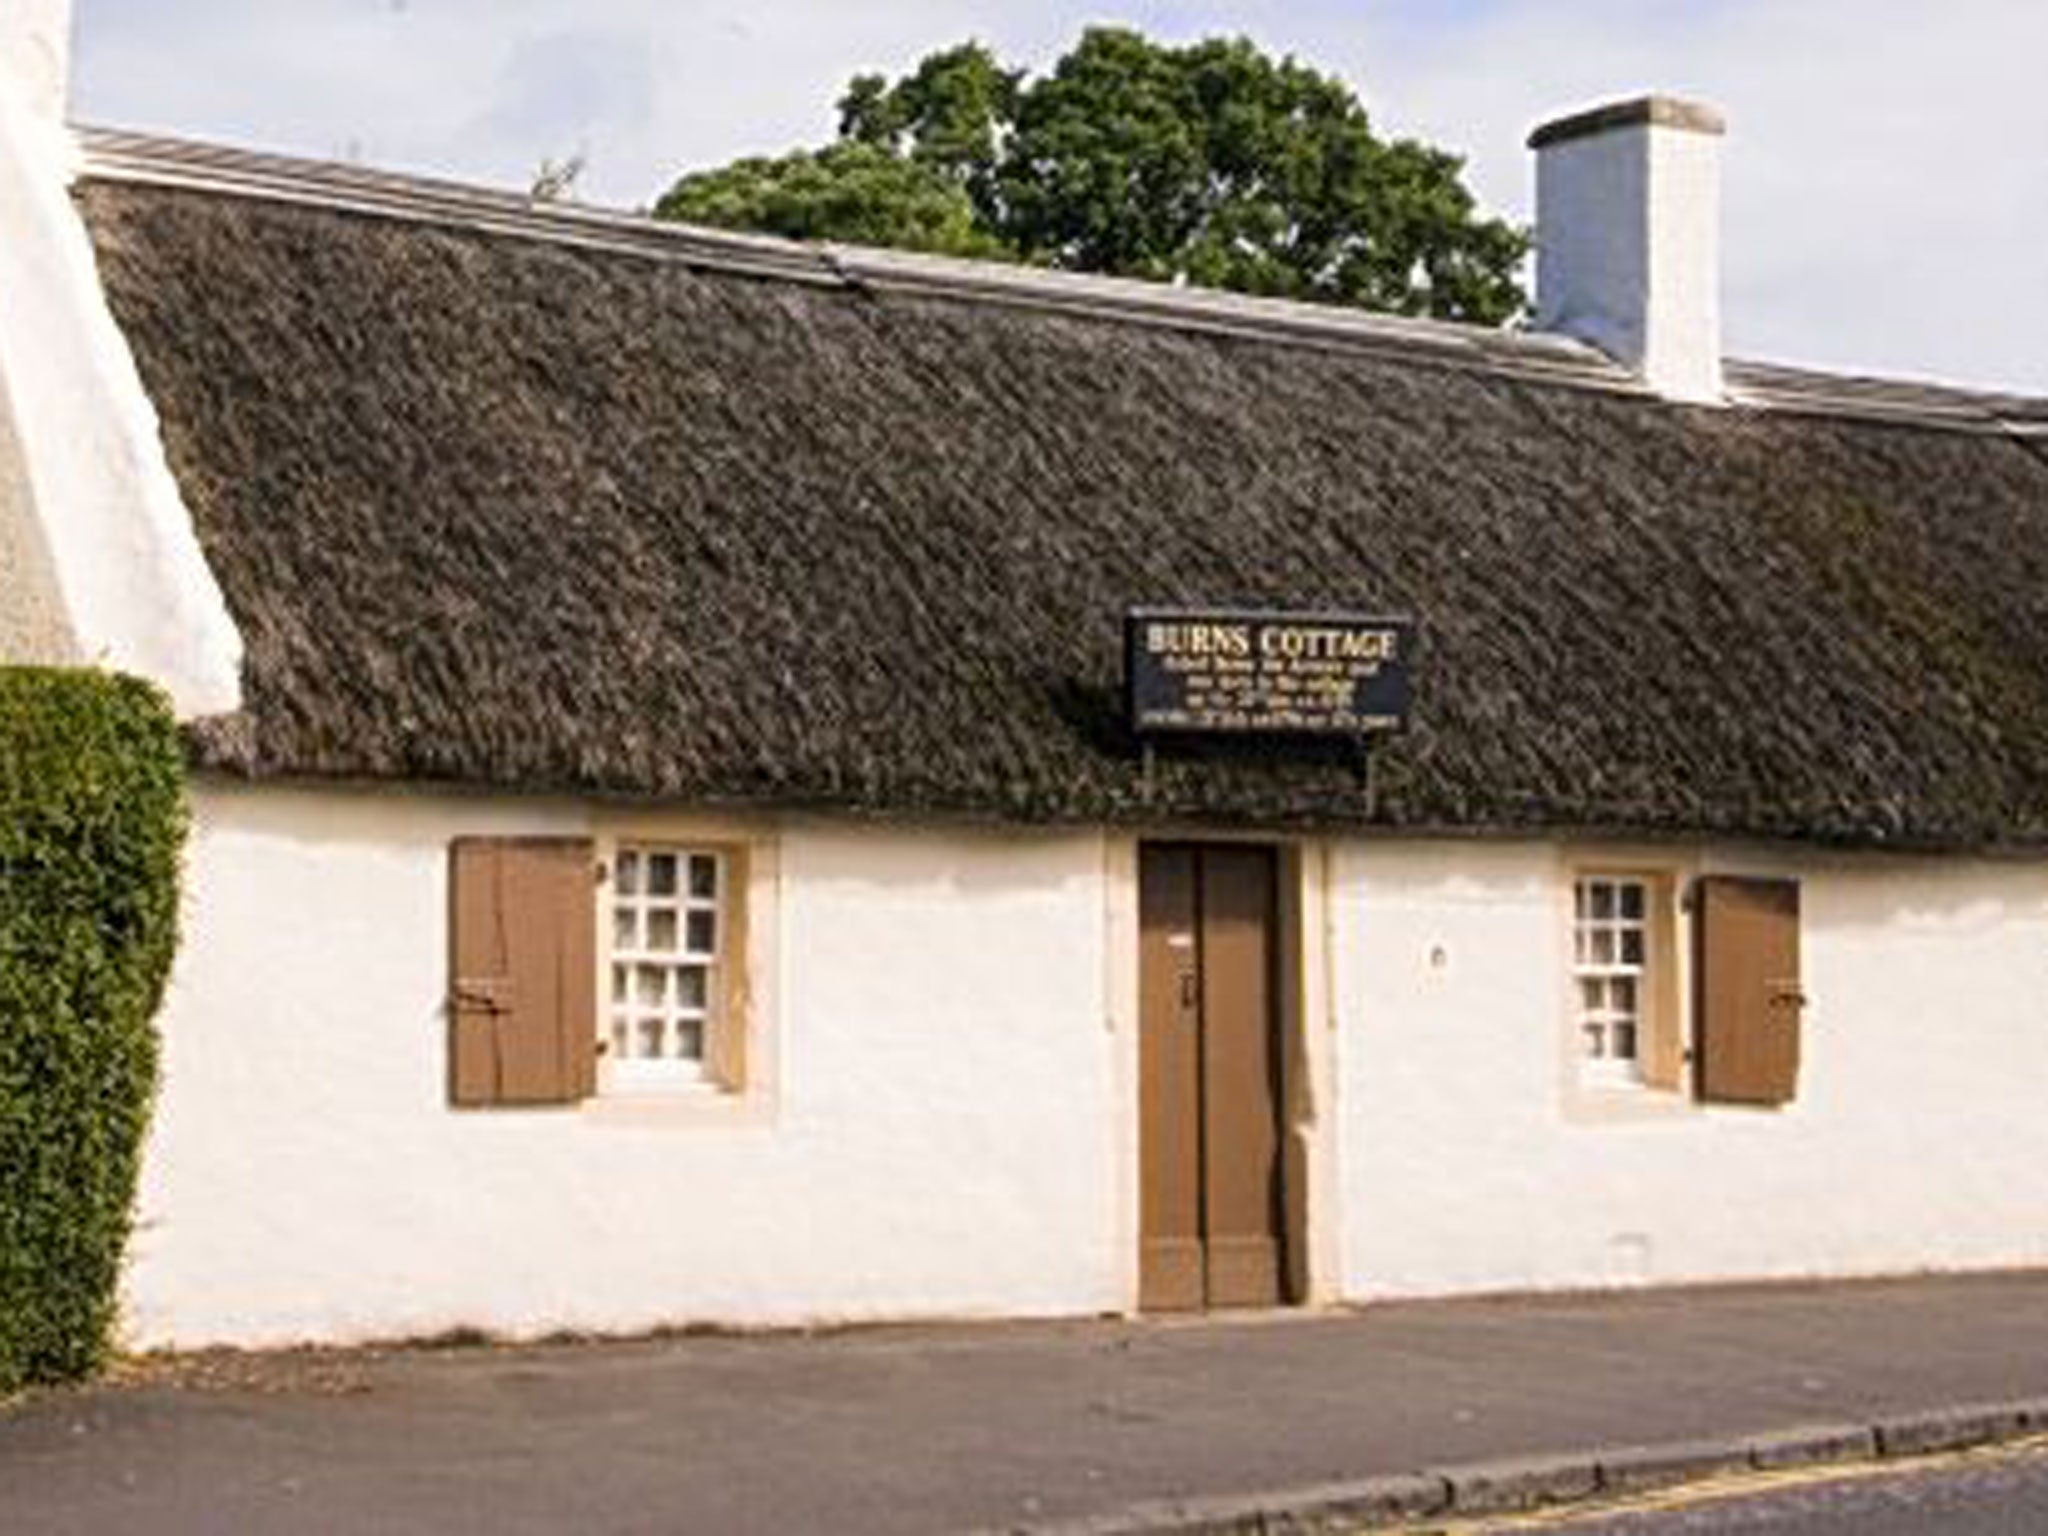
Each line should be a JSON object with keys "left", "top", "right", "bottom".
{"left": 0, "top": 85, "right": 241, "bottom": 716}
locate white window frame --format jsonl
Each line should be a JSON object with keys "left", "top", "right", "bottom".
{"left": 1571, "top": 872, "right": 1657, "bottom": 1091}
{"left": 597, "top": 837, "right": 734, "bottom": 1096}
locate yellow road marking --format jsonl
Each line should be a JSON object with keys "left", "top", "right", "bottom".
{"left": 1385, "top": 1433, "right": 2048, "bottom": 1533}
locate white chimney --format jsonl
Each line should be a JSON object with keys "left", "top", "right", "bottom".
{"left": 0, "top": 0, "right": 72, "bottom": 121}
{"left": 1529, "top": 96, "right": 1725, "bottom": 404}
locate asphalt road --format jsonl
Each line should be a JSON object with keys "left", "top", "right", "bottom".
{"left": 1467, "top": 1442, "right": 2048, "bottom": 1535}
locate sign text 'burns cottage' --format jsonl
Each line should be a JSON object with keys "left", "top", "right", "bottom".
{"left": 1125, "top": 610, "right": 1414, "bottom": 737}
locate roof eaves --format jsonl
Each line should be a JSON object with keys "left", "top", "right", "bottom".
{"left": 1726, "top": 358, "right": 2048, "bottom": 440}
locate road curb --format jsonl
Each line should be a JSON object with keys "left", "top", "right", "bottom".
{"left": 998, "top": 1397, "right": 2048, "bottom": 1534}
{"left": 1745, "top": 1421, "right": 1875, "bottom": 1470}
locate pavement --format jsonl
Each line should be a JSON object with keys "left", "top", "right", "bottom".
{"left": 3, "top": 1272, "right": 2048, "bottom": 1535}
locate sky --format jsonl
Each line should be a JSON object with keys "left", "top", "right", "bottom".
{"left": 71, "top": 0, "right": 2048, "bottom": 394}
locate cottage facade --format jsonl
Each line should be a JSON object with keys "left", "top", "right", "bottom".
{"left": 6, "top": 18, "right": 2048, "bottom": 1347}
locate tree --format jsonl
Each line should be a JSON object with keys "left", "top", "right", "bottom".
{"left": 655, "top": 142, "right": 1005, "bottom": 258}
{"left": 655, "top": 28, "right": 1527, "bottom": 325}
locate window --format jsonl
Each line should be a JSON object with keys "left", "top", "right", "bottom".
{"left": 605, "top": 844, "right": 726, "bottom": 1091}
{"left": 447, "top": 834, "right": 753, "bottom": 1108}
{"left": 1564, "top": 867, "right": 1807, "bottom": 1106}
{"left": 1573, "top": 876, "right": 1650, "bottom": 1086}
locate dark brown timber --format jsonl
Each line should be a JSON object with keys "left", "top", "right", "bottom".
{"left": 1138, "top": 847, "right": 1205, "bottom": 1311}
{"left": 1198, "top": 846, "right": 1284, "bottom": 1307}
{"left": 1139, "top": 844, "right": 1287, "bottom": 1311}
{"left": 448, "top": 837, "right": 597, "bottom": 1106}
{"left": 1694, "top": 875, "right": 1803, "bottom": 1106}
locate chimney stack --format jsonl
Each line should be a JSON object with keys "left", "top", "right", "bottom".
{"left": 0, "top": 0, "right": 72, "bottom": 122}
{"left": 1529, "top": 96, "right": 1725, "bottom": 403}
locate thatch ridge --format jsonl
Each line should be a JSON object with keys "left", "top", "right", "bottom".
{"left": 73, "top": 126, "right": 1627, "bottom": 393}
{"left": 77, "top": 177, "right": 2048, "bottom": 849}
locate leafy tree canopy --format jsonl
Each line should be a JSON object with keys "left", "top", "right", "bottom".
{"left": 655, "top": 29, "right": 1527, "bottom": 325}
{"left": 655, "top": 141, "right": 1006, "bottom": 258}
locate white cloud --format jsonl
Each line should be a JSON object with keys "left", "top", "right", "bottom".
{"left": 71, "top": 0, "right": 2048, "bottom": 391}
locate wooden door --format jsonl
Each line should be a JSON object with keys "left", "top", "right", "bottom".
{"left": 1138, "top": 844, "right": 1287, "bottom": 1311}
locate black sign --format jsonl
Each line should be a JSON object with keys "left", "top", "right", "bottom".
{"left": 1126, "top": 609, "right": 1414, "bottom": 736}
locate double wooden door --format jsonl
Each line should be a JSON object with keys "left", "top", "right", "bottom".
{"left": 1138, "top": 844, "right": 1288, "bottom": 1311}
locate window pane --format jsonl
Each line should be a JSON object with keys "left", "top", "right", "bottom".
{"left": 1590, "top": 928, "right": 1616, "bottom": 965}
{"left": 636, "top": 964, "right": 667, "bottom": 1005}
{"left": 1614, "top": 1021, "right": 1638, "bottom": 1060}
{"left": 1574, "top": 882, "right": 1589, "bottom": 919}
{"left": 637, "top": 1017, "right": 664, "bottom": 1057}
{"left": 1590, "top": 883, "right": 1615, "bottom": 919}
{"left": 689, "top": 856, "right": 718, "bottom": 899}
{"left": 646, "top": 908, "right": 679, "bottom": 953}
{"left": 613, "top": 907, "right": 636, "bottom": 948}
{"left": 615, "top": 850, "right": 640, "bottom": 895}
{"left": 647, "top": 853, "right": 678, "bottom": 897}
{"left": 673, "top": 1018, "right": 704, "bottom": 1061}
{"left": 611, "top": 964, "right": 627, "bottom": 1002}
{"left": 1583, "top": 1021, "right": 1607, "bottom": 1057}
{"left": 675, "top": 967, "right": 707, "bottom": 1010}
{"left": 1620, "top": 927, "right": 1644, "bottom": 965}
{"left": 686, "top": 909, "right": 716, "bottom": 955}
{"left": 1619, "top": 882, "right": 1645, "bottom": 920}
{"left": 1612, "top": 976, "right": 1638, "bottom": 1016}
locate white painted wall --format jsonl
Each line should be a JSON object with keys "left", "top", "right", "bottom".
{"left": 131, "top": 787, "right": 2048, "bottom": 1346}
{"left": 0, "top": 1, "right": 81, "bottom": 662}
{"left": 0, "top": 75, "right": 242, "bottom": 714}
{"left": 1332, "top": 839, "right": 2048, "bottom": 1297}
{"left": 1533, "top": 100, "right": 1725, "bottom": 403}
{"left": 127, "top": 785, "right": 1120, "bottom": 1348}
{"left": 0, "top": 0, "right": 69, "bottom": 123}
{"left": 0, "top": 378, "right": 75, "bottom": 665}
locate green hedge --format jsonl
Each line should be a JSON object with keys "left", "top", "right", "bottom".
{"left": 0, "top": 669, "right": 186, "bottom": 1390}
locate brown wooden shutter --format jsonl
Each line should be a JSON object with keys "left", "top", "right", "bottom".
{"left": 1639, "top": 875, "right": 1686, "bottom": 1092}
{"left": 448, "top": 838, "right": 597, "bottom": 1107}
{"left": 1694, "top": 876, "right": 1803, "bottom": 1106}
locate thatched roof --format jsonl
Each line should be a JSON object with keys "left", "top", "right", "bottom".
{"left": 74, "top": 132, "right": 2048, "bottom": 848}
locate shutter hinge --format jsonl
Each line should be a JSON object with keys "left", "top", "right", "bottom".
{"left": 452, "top": 978, "right": 514, "bottom": 1014}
